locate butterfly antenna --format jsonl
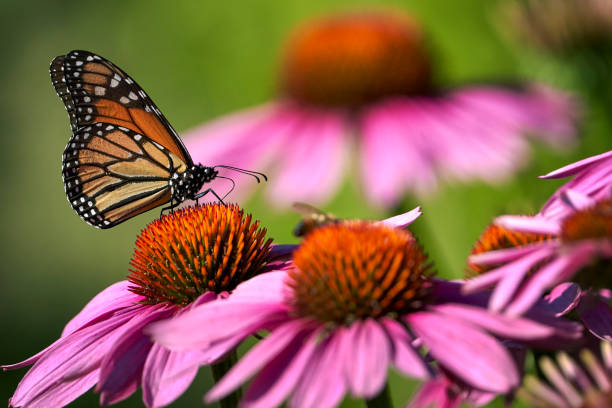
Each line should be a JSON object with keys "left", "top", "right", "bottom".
{"left": 216, "top": 175, "right": 237, "bottom": 201}
{"left": 214, "top": 165, "right": 268, "bottom": 183}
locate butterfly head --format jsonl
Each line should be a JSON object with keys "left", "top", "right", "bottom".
{"left": 170, "top": 165, "right": 218, "bottom": 202}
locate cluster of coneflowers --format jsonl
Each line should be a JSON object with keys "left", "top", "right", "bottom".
{"left": 6, "top": 7, "right": 612, "bottom": 408}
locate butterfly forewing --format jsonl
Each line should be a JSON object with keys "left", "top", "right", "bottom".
{"left": 51, "top": 50, "right": 192, "bottom": 165}
{"left": 62, "top": 122, "right": 187, "bottom": 228}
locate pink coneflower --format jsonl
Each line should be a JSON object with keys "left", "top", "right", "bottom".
{"left": 518, "top": 341, "right": 612, "bottom": 408}
{"left": 3, "top": 204, "right": 281, "bottom": 408}
{"left": 464, "top": 190, "right": 612, "bottom": 319}
{"left": 151, "top": 220, "right": 581, "bottom": 408}
{"left": 539, "top": 150, "right": 612, "bottom": 221}
{"left": 186, "top": 10, "right": 577, "bottom": 208}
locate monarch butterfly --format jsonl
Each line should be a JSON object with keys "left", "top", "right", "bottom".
{"left": 51, "top": 50, "right": 265, "bottom": 229}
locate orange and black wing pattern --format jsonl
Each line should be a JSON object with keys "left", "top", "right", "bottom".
{"left": 50, "top": 50, "right": 192, "bottom": 166}
{"left": 62, "top": 122, "right": 188, "bottom": 228}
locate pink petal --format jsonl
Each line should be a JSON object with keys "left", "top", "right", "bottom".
{"left": 559, "top": 189, "right": 595, "bottom": 211}
{"left": 290, "top": 330, "right": 346, "bottom": 408}
{"left": 63, "top": 281, "right": 142, "bottom": 337}
{"left": 407, "top": 311, "right": 519, "bottom": 392}
{"left": 579, "top": 296, "right": 612, "bottom": 342}
{"left": 506, "top": 246, "right": 597, "bottom": 316}
{"left": 380, "top": 318, "right": 430, "bottom": 379}
{"left": 360, "top": 100, "right": 437, "bottom": 206}
{"left": 142, "top": 345, "right": 201, "bottom": 408}
{"left": 9, "top": 306, "right": 143, "bottom": 407}
{"left": 150, "top": 301, "right": 288, "bottom": 350}
{"left": 97, "top": 306, "right": 173, "bottom": 405}
{"left": 429, "top": 303, "right": 559, "bottom": 340}
{"left": 228, "top": 271, "right": 288, "bottom": 303}
{"left": 467, "top": 241, "right": 557, "bottom": 267}
{"left": 544, "top": 283, "right": 581, "bottom": 316}
{"left": 495, "top": 215, "right": 561, "bottom": 235}
{"left": 240, "top": 328, "right": 321, "bottom": 408}
{"left": 406, "top": 378, "right": 461, "bottom": 408}
{"left": 540, "top": 150, "right": 612, "bottom": 179}
{"left": 343, "top": 319, "right": 391, "bottom": 398}
{"left": 267, "top": 109, "right": 349, "bottom": 206}
{"left": 205, "top": 318, "right": 317, "bottom": 403}
{"left": 379, "top": 206, "right": 422, "bottom": 229}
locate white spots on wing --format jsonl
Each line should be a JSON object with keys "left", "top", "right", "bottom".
{"left": 125, "top": 78, "right": 134, "bottom": 84}
{"left": 87, "top": 107, "right": 93, "bottom": 113}
{"left": 75, "top": 61, "right": 83, "bottom": 66}
{"left": 83, "top": 96, "right": 91, "bottom": 103}
{"left": 85, "top": 115, "right": 92, "bottom": 121}
{"left": 120, "top": 96, "right": 130, "bottom": 104}
{"left": 119, "top": 126, "right": 129, "bottom": 132}
{"left": 94, "top": 86, "right": 105, "bottom": 96}
{"left": 129, "top": 91, "right": 138, "bottom": 100}
{"left": 134, "top": 134, "right": 142, "bottom": 141}
{"left": 106, "top": 125, "right": 114, "bottom": 131}
{"left": 86, "top": 56, "right": 94, "bottom": 61}
{"left": 110, "top": 79, "right": 119, "bottom": 88}
{"left": 97, "top": 131, "right": 103, "bottom": 136}
{"left": 145, "top": 105, "right": 151, "bottom": 112}
{"left": 80, "top": 197, "right": 86, "bottom": 203}
{"left": 73, "top": 72, "right": 80, "bottom": 77}
{"left": 83, "top": 132, "right": 90, "bottom": 139}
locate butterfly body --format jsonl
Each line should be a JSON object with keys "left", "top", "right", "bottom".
{"left": 52, "top": 50, "right": 264, "bottom": 229}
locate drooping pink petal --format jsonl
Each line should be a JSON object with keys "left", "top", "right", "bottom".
{"left": 149, "top": 301, "right": 288, "bottom": 350}
{"left": 205, "top": 318, "right": 317, "bottom": 403}
{"left": 63, "top": 281, "right": 142, "bottom": 337}
{"left": 266, "top": 109, "right": 349, "bottom": 206}
{"left": 544, "top": 283, "right": 581, "bottom": 316}
{"left": 495, "top": 215, "right": 561, "bottom": 235}
{"left": 380, "top": 318, "right": 430, "bottom": 379}
{"left": 142, "top": 345, "right": 202, "bottom": 408}
{"left": 97, "top": 305, "right": 173, "bottom": 405}
{"left": 467, "top": 241, "right": 557, "bottom": 268}
{"left": 540, "top": 150, "right": 612, "bottom": 179}
{"left": 379, "top": 206, "right": 421, "bottom": 229}
{"left": 407, "top": 311, "right": 519, "bottom": 393}
{"left": 227, "top": 271, "right": 288, "bottom": 303}
{"left": 8, "top": 306, "right": 144, "bottom": 407}
{"left": 290, "top": 329, "right": 346, "bottom": 408}
{"left": 579, "top": 295, "right": 612, "bottom": 342}
{"left": 559, "top": 189, "right": 595, "bottom": 212}
{"left": 240, "top": 328, "right": 321, "bottom": 408}
{"left": 342, "top": 319, "right": 391, "bottom": 398}
{"left": 505, "top": 245, "right": 598, "bottom": 316}
{"left": 360, "top": 100, "right": 437, "bottom": 206}
{"left": 406, "top": 378, "right": 462, "bottom": 408}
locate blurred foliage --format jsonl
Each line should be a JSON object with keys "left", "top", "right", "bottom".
{"left": 0, "top": 0, "right": 607, "bottom": 407}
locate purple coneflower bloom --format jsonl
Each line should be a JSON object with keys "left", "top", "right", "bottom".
{"left": 519, "top": 341, "right": 612, "bottom": 408}
{"left": 185, "top": 10, "right": 577, "bottom": 208}
{"left": 3, "top": 204, "right": 283, "bottom": 408}
{"left": 465, "top": 189, "right": 612, "bottom": 318}
{"left": 151, "top": 216, "right": 581, "bottom": 408}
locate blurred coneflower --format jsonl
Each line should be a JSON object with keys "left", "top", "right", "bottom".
{"left": 3, "top": 204, "right": 287, "bottom": 408}
{"left": 186, "top": 9, "right": 577, "bottom": 208}
{"left": 464, "top": 152, "right": 612, "bottom": 320}
{"left": 519, "top": 341, "right": 612, "bottom": 408}
{"left": 151, "top": 214, "right": 581, "bottom": 408}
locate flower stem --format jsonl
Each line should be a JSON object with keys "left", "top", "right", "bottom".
{"left": 211, "top": 351, "right": 241, "bottom": 408}
{"left": 366, "top": 383, "right": 393, "bottom": 408}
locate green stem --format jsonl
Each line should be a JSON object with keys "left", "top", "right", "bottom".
{"left": 210, "top": 351, "right": 241, "bottom": 408}
{"left": 366, "top": 383, "right": 393, "bottom": 408}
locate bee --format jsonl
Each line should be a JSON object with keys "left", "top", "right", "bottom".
{"left": 292, "top": 202, "right": 341, "bottom": 237}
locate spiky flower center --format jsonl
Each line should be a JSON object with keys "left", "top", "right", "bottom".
{"left": 128, "top": 204, "right": 273, "bottom": 306}
{"left": 561, "top": 199, "right": 612, "bottom": 243}
{"left": 287, "top": 221, "right": 432, "bottom": 325}
{"left": 281, "top": 11, "right": 432, "bottom": 107}
{"left": 468, "top": 224, "right": 552, "bottom": 276}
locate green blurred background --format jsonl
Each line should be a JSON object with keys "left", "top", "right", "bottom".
{"left": 1, "top": 0, "right": 609, "bottom": 407}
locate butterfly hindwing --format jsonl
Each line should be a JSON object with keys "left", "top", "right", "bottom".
{"left": 62, "top": 122, "right": 187, "bottom": 228}
{"left": 51, "top": 50, "right": 192, "bottom": 165}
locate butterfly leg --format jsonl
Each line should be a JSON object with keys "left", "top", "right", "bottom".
{"left": 160, "top": 200, "right": 179, "bottom": 218}
{"left": 195, "top": 189, "right": 226, "bottom": 205}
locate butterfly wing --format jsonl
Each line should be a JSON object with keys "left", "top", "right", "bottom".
{"left": 62, "top": 122, "right": 188, "bottom": 228}
{"left": 50, "top": 50, "right": 192, "bottom": 166}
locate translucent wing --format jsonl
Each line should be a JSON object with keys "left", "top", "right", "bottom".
{"left": 291, "top": 202, "right": 339, "bottom": 237}
{"left": 50, "top": 50, "right": 192, "bottom": 165}
{"left": 62, "top": 122, "right": 188, "bottom": 228}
